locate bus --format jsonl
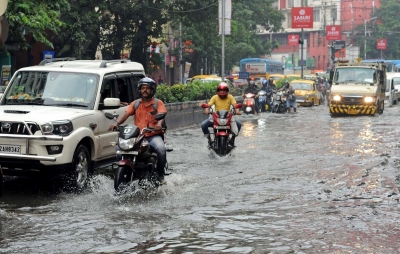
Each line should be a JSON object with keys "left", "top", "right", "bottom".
{"left": 239, "top": 58, "right": 284, "bottom": 82}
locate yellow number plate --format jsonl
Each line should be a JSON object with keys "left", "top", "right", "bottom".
{"left": 348, "top": 108, "right": 359, "bottom": 115}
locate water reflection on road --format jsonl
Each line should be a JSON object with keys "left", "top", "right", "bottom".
{"left": 1, "top": 105, "right": 400, "bottom": 253}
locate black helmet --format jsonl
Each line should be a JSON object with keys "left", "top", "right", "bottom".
{"left": 249, "top": 80, "right": 255, "bottom": 87}
{"left": 138, "top": 77, "right": 157, "bottom": 97}
{"left": 284, "top": 81, "right": 290, "bottom": 87}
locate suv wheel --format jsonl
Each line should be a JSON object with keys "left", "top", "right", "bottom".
{"left": 66, "top": 144, "right": 91, "bottom": 192}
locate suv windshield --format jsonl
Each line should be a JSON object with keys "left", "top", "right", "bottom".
{"left": 334, "top": 68, "right": 376, "bottom": 84}
{"left": 2, "top": 71, "right": 99, "bottom": 109}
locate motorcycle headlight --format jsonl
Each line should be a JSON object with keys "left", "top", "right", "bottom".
{"left": 364, "top": 97, "right": 374, "bottom": 103}
{"left": 333, "top": 95, "right": 341, "bottom": 101}
{"left": 218, "top": 118, "right": 228, "bottom": 125}
{"left": 276, "top": 95, "right": 281, "bottom": 100}
{"left": 118, "top": 138, "right": 135, "bottom": 150}
{"left": 246, "top": 94, "right": 252, "bottom": 98}
{"left": 41, "top": 120, "right": 73, "bottom": 136}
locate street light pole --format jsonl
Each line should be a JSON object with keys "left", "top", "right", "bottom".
{"left": 364, "top": 17, "right": 377, "bottom": 59}
{"left": 221, "top": 0, "right": 225, "bottom": 81}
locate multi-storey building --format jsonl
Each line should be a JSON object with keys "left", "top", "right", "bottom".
{"left": 259, "top": 0, "right": 379, "bottom": 72}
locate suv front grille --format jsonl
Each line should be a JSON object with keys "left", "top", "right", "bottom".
{"left": 342, "top": 97, "right": 364, "bottom": 105}
{"left": 0, "top": 122, "right": 40, "bottom": 135}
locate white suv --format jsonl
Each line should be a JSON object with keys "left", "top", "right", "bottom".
{"left": 0, "top": 59, "right": 145, "bottom": 190}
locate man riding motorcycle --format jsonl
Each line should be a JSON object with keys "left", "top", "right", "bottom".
{"left": 109, "top": 77, "right": 168, "bottom": 184}
{"left": 258, "top": 79, "right": 269, "bottom": 112}
{"left": 265, "top": 77, "right": 276, "bottom": 112}
{"left": 242, "top": 80, "right": 260, "bottom": 115}
{"left": 201, "top": 82, "right": 242, "bottom": 147}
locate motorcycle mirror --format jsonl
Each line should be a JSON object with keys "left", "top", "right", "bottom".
{"left": 104, "top": 112, "right": 115, "bottom": 120}
{"left": 154, "top": 113, "right": 166, "bottom": 121}
{"left": 201, "top": 103, "right": 208, "bottom": 109}
{"left": 236, "top": 103, "right": 242, "bottom": 108}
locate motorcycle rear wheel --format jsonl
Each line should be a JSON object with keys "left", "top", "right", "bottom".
{"left": 114, "top": 166, "right": 132, "bottom": 192}
{"left": 217, "top": 136, "right": 228, "bottom": 156}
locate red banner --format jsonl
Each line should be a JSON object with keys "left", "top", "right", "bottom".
{"left": 291, "top": 7, "right": 313, "bottom": 29}
{"left": 335, "top": 48, "right": 346, "bottom": 58}
{"left": 288, "top": 34, "right": 299, "bottom": 46}
{"left": 376, "top": 38, "right": 387, "bottom": 50}
{"left": 326, "top": 25, "right": 341, "bottom": 40}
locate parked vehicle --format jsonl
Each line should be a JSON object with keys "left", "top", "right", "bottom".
{"left": 106, "top": 112, "right": 169, "bottom": 192}
{"left": 0, "top": 58, "right": 145, "bottom": 191}
{"left": 271, "top": 90, "right": 287, "bottom": 113}
{"left": 201, "top": 103, "right": 242, "bottom": 156}
{"left": 243, "top": 93, "right": 256, "bottom": 114}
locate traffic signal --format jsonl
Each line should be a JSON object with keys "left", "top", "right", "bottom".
{"left": 298, "top": 39, "right": 304, "bottom": 45}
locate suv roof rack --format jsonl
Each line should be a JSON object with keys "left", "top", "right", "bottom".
{"left": 99, "top": 59, "right": 129, "bottom": 68}
{"left": 38, "top": 57, "right": 77, "bottom": 66}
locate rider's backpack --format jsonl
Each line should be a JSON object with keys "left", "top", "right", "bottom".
{"left": 133, "top": 98, "right": 167, "bottom": 131}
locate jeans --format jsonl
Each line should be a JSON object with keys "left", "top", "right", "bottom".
{"left": 146, "top": 135, "right": 167, "bottom": 176}
{"left": 201, "top": 117, "right": 242, "bottom": 136}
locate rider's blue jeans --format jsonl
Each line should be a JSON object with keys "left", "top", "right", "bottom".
{"left": 146, "top": 135, "right": 166, "bottom": 176}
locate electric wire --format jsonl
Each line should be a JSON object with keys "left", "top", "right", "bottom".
{"left": 135, "top": 2, "right": 218, "bottom": 13}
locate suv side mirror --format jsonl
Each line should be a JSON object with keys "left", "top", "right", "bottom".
{"left": 154, "top": 113, "right": 166, "bottom": 121}
{"left": 100, "top": 98, "right": 120, "bottom": 110}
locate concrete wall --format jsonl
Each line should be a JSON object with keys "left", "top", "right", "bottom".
{"left": 165, "top": 96, "right": 243, "bottom": 130}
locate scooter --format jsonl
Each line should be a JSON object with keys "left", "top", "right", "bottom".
{"left": 105, "top": 112, "right": 170, "bottom": 193}
{"left": 271, "top": 90, "right": 287, "bottom": 113}
{"left": 201, "top": 103, "right": 242, "bottom": 156}
{"left": 243, "top": 93, "right": 256, "bottom": 114}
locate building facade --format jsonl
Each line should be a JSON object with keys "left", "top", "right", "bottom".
{"left": 260, "top": 0, "right": 379, "bottom": 72}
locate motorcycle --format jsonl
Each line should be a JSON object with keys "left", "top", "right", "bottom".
{"left": 201, "top": 103, "right": 242, "bottom": 156}
{"left": 105, "top": 112, "right": 170, "bottom": 193}
{"left": 271, "top": 90, "right": 287, "bottom": 113}
{"left": 243, "top": 93, "right": 256, "bottom": 114}
{"left": 258, "top": 90, "right": 267, "bottom": 112}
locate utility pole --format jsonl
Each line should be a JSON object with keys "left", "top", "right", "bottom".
{"left": 364, "top": 17, "right": 377, "bottom": 59}
{"left": 301, "top": 28, "right": 304, "bottom": 79}
{"left": 221, "top": 0, "right": 225, "bottom": 81}
{"left": 179, "top": 22, "right": 183, "bottom": 84}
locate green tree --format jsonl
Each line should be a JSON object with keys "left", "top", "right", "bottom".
{"left": 6, "top": 0, "right": 69, "bottom": 65}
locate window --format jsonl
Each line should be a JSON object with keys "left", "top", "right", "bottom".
{"left": 331, "top": 8, "right": 337, "bottom": 23}
{"left": 313, "top": 10, "right": 320, "bottom": 22}
{"left": 288, "top": 0, "right": 294, "bottom": 8}
{"left": 287, "top": 13, "right": 292, "bottom": 28}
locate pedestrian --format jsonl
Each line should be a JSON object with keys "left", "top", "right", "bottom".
{"left": 157, "top": 75, "right": 164, "bottom": 85}
{"left": 281, "top": 81, "right": 297, "bottom": 113}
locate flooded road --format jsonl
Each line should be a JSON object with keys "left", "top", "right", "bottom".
{"left": 1, "top": 104, "right": 400, "bottom": 253}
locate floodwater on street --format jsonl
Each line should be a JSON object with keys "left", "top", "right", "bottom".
{"left": 1, "top": 104, "right": 400, "bottom": 253}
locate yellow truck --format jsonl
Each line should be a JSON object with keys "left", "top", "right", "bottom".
{"left": 329, "top": 60, "right": 386, "bottom": 116}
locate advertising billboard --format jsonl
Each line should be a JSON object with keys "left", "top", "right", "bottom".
{"left": 288, "top": 34, "right": 299, "bottom": 46}
{"left": 291, "top": 7, "right": 313, "bottom": 29}
{"left": 376, "top": 38, "right": 387, "bottom": 50}
{"left": 326, "top": 25, "right": 341, "bottom": 41}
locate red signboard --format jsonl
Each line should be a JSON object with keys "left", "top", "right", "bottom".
{"left": 376, "top": 38, "right": 387, "bottom": 50}
{"left": 335, "top": 48, "right": 346, "bottom": 58}
{"left": 291, "top": 7, "right": 313, "bottom": 29}
{"left": 288, "top": 34, "right": 299, "bottom": 46}
{"left": 326, "top": 25, "right": 341, "bottom": 40}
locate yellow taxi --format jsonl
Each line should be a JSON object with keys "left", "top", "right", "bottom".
{"left": 190, "top": 75, "right": 219, "bottom": 82}
{"left": 285, "top": 74, "right": 301, "bottom": 79}
{"left": 289, "top": 79, "right": 321, "bottom": 107}
{"left": 268, "top": 74, "right": 285, "bottom": 84}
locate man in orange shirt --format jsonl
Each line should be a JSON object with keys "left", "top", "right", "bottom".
{"left": 109, "top": 77, "right": 167, "bottom": 184}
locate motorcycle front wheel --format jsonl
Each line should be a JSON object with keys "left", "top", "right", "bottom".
{"left": 217, "top": 136, "right": 228, "bottom": 156}
{"left": 114, "top": 166, "right": 132, "bottom": 192}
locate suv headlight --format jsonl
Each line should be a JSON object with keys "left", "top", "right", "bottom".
{"left": 41, "top": 120, "right": 73, "bottom": 136}
{"left": 333, "top": 95, "right": 341, "bottom": 101}
{"left": 119, "top": 138, "right": 135, "bottom": 150}
{"left": 364, "top": 97, "right": 374, "bottom": 103}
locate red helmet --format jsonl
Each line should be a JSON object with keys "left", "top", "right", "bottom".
{"left": 217, "top": 82, "right": 229, "bottom": 98}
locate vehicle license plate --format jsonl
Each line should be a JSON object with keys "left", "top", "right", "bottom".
{"left": 216, "top": 126, "right": 230, "bottom": 129}
{"left": 121, "top": 151, "right": 138, "bottom": 155}
{"left": 348, "top": 108, "right": 359, "bottom": 115}
{"left": 0, "top": 145, "right": 21, "bottom": 154}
